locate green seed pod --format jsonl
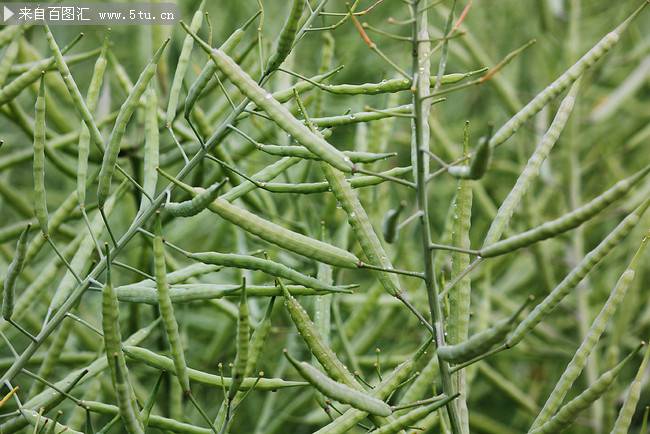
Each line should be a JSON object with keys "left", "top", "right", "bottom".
{"left": 164, "top": 179, "right": 226, "bottom": 217}
{"left": 0, "top": 29, "right": 22, "bottom": 87}
{"left": 185, "top": 250, "right": 351, "bottom": 293}
{"left": 97, "top": 39, "right": 169, "bottom": 207}
{"left": 183, "top": 24, "right": 354, "bottom": 172}
{"left": 507, "top": 199, "right": 650, "bottom": 348}
{"left": 229, "top": 283, "right": 250, "bottom": 400}
{"left": 33, "top": 76, "right": 48, "bottom": 235}
{"left": 382, "top": 201, "right": 405, "bottom": 244}
{"left": 19, "top": 410, "right": 83, "bottom": 434}
{"left": 2, "top": 224, "right": 30, "bottom": 320}
{"left": 529, "top": 346, "right": 643, "bottom": 434}
{"left": 437, "top": 297, "right": 530, "bottom": 364}
{"left": 154, "top": 216, "right": 191, "bottom": 393}
{"left": 77, "top": 35, "right": 109, "bottom": 209}
{"left": 101, "top": 246, "right": 145, "bottom": 434}
{"left": 139, "top": 85, "right": 159, "bottom": 212}
{"left": 265, "top": 0, "right": 304, "bottom": 73}
{"left": 284, "top": 350, "right": 392, "bottom": 416}
{"left": 166, "top": 0, "right": 205, "bottom": 126}
{"left": 480, "top": 165, "right": 650, "bottom": 258}
{"left": 448, "top": 134, "right": 492, "bottom": 180}
{"left": 611, "top": 345, "right": 650, "bottom": 434}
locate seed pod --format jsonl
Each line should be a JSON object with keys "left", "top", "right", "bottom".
{"left": 0, "top": 29, "right": 21, "bottom": 87}
{"left": 437, "top": 297, "right": 530, "bottom": 364}
{"left": 183, "top": 24, "right": 354, "bottom": 172}
{"left": 154, "top": 216, "right": 190, "bottom": 393}
{"left": 97, "top": 39, "right": 169, "bottom": 207}
{"left": 164, "top": 179, "right": 226, "bottom": 217}
{"left": 184, "top": 250, "right": 350, "bottom": 293}
{"left": 255, "top": 143, "right": 396, "bottom": 164}
{"left": 166, "top": 0, "right": 205, "bottom": 126}
{"left": 611, "top": 345, "right": 650, "bottom": 434}
{"left": 284, "top": 350, "right": 392, "bottom": 416}
{"left": 78, "top": 35, "right": 109, "bottom": 209}
{"left": 139, "top": 86, "right": 159, "bottom": 212}
{"left": 529, "top": 345, "right": 643, "bottom": 434}
{"left": 33, "top": 76, "right": 48, "bottom": 235}
{"left": 228, "top": 283, "right": 250, "bottom": 400}
{"left": 483, "top": 80, "right": 580, "bottom": 246}
{"left": 265, "top": 0, "right": 304, "bottom": 73}
{"left": 2, "top": 224, "right": 30, "bottom": 320}
{"left": 531, "top": 235, "right": 647, "bottom": 429}
{"left": 19, "top": 410, "right": 83, "bottom": 434}
{"left": 101, "top": 246, "right": 145, "bottom": 434}
{"left": 489, "top": 3, "right": 646, "bottom": 149}
{"left": 382, "top": 202, "right": 405, "bottom": 244}
{"left": 159, "top": 169, "right": 360, "bottom": 268}
{"left": 507, "top": 199, "right": 649, "bottom": 348}
{"left": 480, "top": 165, "right": 650, "bottom": 258}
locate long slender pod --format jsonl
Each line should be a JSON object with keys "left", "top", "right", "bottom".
{"left": 2, "top": 225, "right": 30, "bottom": 320}
{"left": 488, "top": 2, "right": 647, "bottom": 149}
{"left": 529, "top": 345, "right": 644, "bottom": 434}
{"left": 101, "top": 245, "right": 145, "bottom": 433}
{"left": 371, "top": 395, "right": 459, "bottom": 434}
{"left": 611, "top": 344, "right": 650, "bottom": 434}
{"left": 265, "top": 0, "right": 304, "bottom": 74}
{"left": 483, "top": 80, "right": 580, "bottom": 246}
{"left": 530, "top": 234, "right": 649, "bottom": 429}
{"left": 166, "top": 0, "right": 205, "bottom": 126}
{"left": 507, "top": 199, "right": 650, "bottom": 348}
{"left": 139, "top": 85, "right": 159, "bottom": 212}
{"left": 480, "top": 165, "right": 650, "bottom": 257}
{"left": 33, "top": 76, "right": 49, "bottom": 235}
{"left": 97, "top": 39, "right": 169, "bottom": 207}
{"left": 153, "top": 215, "right": 190, "bottom": 392}
{"left": 78, "top": 34, "right": 109, "bottom": 210}
{"left": 284, "top": 351, "right": 392, "bottom": 416}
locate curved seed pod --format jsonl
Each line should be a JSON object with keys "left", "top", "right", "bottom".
{"left": 314, "top": 341, "right": 432, "bottom": 434}
{"left": 139, "top": 86, "right": 159, "bottom": 212}
{"left": 255, "top": 143, "right": 396, "bottom": 164}
{"left": 531, "top": 235, "right": 648, "bottom": 429}
{"left": 2, "top": 224, "right": 30, "bottom": 320}
{"left": 164, "top": 179, "right": 226, "bottom": 217}
{"left": 97, "top": 39, "right": 169, "bottom": 207}
{"left": 448, "top": 134, "right": 492, "bottom": 179}
{"left": 489, "top": 2, "right": 647, "bottom": 149}
{"left": 611, "top": 345, "right": 650, "bottom": 434}
{"left": 265, "top": 0, "right": 304, "bottom": 73}
{"left": 279, "top": 279, "right": 358, "bottom": 387}
{"left": 284, "top": 351, "right": 392, "bottom": 417}
{"left": 33, "top": 76, "right": 48, "bottom": 235}
{"left": 483, "top": 80, "right": 580, "bottom": 246}
{"left": 507, "top": 199, "right": 650, "bottom": 348}
{"left": 320, "top": 162, "right": 403, "bottom": 297}
{"left": 19, "top": 410, "right": 82, "bottom": 434}
{"left": 182, "top": 24, "right": 354, "bottom": 172}
{"left": 0, "top": 34, "right": 82, "bottom": 105}
{"left": 185, "top": 250, "right": 351, "bottom": 293}
{"left": 437, "top": 297, "right": 530, "bottom": 364}
{"left": 78, "top": 35, "right": 109, "bottom": 209}
{"left": 166, "top": 0, "right": 205, "bottom": 126}
{"left": 529, "top": 345, "right": 643, "bottom": 434}
{"left": 371, "top": 394, "right": 459, "bottom": 434}
{"left": 160, "top": 170, "right": 360, "bottom": 268}
{"left": 228, "top": 284, "right": 250, "bottom": 400}
{"left": 263, "top": 166, "right": 412, "bottom": 195}
{"left": 319, "top": 68, "right": 487, "bottom": 95}
{"left": 101, "top": 246, "right": 145, "bottom": 434}
{"left": 480, "top": 165, "right": 650, "bottom": 258}
{"left": 153, "top": 216, "right": 190, "bottom": 392}
{"left": 123, "top": 345, "right": 305, "bottom": 390}
{"left": 382, "top": 202, "right": 405, "bottom": 244}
